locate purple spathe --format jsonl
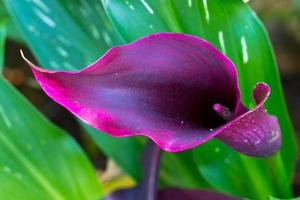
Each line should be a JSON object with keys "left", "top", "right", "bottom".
{"left": 23, "top": 32, "right": 281, "bottom": 156}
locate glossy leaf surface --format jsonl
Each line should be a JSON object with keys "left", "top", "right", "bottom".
{"left": 0, "top": 0, "right": 23, "bottom": 42}
{"left": 0, "top": 78, "right": 103, "bottom": 200}
{"left": 5, "top": 0, "right": 121, "bottom": 70}
{"left": 102, "top": 0, "right": 296, "bottom": 198}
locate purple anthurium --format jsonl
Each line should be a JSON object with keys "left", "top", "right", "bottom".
{"left": 22, "top": 32, "right": 281, "bottom": 156}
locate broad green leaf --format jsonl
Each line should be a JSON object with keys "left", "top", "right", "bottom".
{"left": 0, "top": 0, "right": 23, "bottom": 42}
{"left": 102, "top": 0, "right": 296, "bottom": 198}
{"left": 194, "top": 139, "right": 276, "bottom": 199}
{"left": 4, "top": 0, "right": 209, "bottom": 188}
{"left": 0, "top": 32, "right": 102, "bottom": 199}
{"left": 0, "top": 77, "right": 103, "bottom": 200}
{"left": 4, "top": 0, "right": 121, "bottom": 70}
{"left": 58, "top": 0, "right": 122, "bottom": 47}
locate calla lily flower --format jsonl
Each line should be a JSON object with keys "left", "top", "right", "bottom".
{"left": 22, "top": 32, "right": 281, "bottom": 156}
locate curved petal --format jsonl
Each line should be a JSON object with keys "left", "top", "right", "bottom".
{"left": 23, "top": 32, "right": 240, "bottom": 152}
{"left": 216, "top": 83, "right": 281, "bottom": 156}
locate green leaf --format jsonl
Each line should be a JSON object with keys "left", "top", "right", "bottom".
{"left": 0, "top": 77, "right": 103, "bottom": 200}
{"left": 194, "top": 139, "right": 277, "bottom": 199}
{"left": 0, "top": 0, "right": 23, "bottom": 42}
{"left": 4, "top": 0, "right": 121, "bottom": 70}
{"left": 4, "top": 0, "right": 210, "bottom": 188}
{"left": 0, "top": 30, "right": 102, "bottom": 199}
{"left": 160, "top": 150, "right": 210, "bottom": 188}
{"left": 102, "top": 0, "right": 296, "bottom": 198}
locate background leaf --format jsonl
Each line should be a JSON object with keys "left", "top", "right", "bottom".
{"left": 0, "top": 27, "right": 102, "bottom": 199}
{"left": 4, "top": 0, "right": 209, "bottom": 188}
{"left": 160, "top": 150, "right": 210, "bottom": 188}
{"left": 0, "top": 77, "right": 103, "bottom": 200}
{"left": 0, "top": 0, "right": 23, "bottom": 42}
{"left": 101, "top": 0, "right": 296, "bottom": 198}
{"left": 5, "top": 0, "right": 120, "bottom": 70}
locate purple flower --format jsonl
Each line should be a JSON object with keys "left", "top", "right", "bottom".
{"left": 22, "top": 32, "right": 281, "bottom": 156}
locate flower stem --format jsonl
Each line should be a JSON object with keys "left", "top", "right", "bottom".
{"left": 136, "top": 140, "right": 162, "bottom": 200}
